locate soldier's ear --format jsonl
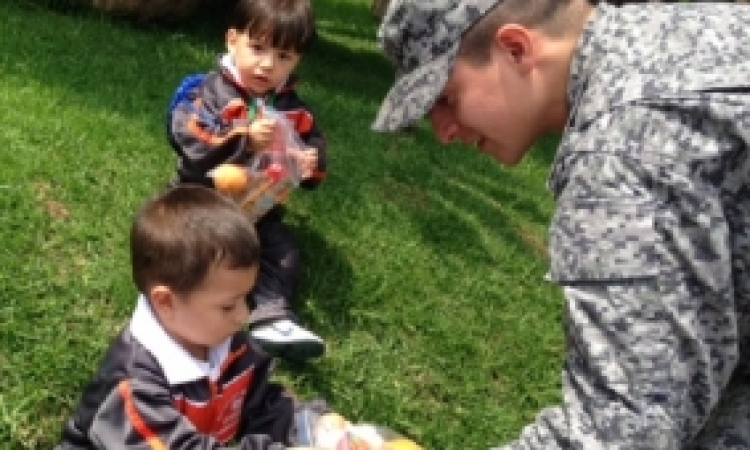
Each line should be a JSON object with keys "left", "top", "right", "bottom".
{"left": 494, "top": 24, "right": 536, "bottom": 75}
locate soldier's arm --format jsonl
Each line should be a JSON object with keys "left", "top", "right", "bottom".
{"left": 493, "top": 104, "right": 740, "bottom": 449}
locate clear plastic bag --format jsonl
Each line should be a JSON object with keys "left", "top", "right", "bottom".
{"left": 294, "top": 409, "right": 423, "bottom": 450}
{"left": 209, "top": 104, "right": 302, "bottom": 222}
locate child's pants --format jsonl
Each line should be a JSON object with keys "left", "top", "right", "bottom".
{"left": 248, "top": 211, "right": 301, "bottom": 326}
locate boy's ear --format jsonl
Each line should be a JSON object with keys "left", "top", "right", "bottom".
{"left": 494, "top": 24, "right": 536, "bottom": 74}
{"left": 149, "top": 285, "right": 178, "bottom": 320}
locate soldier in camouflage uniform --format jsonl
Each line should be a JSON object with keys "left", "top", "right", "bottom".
{"left": 373, "top": 0, "right": 750, "bottom": 448}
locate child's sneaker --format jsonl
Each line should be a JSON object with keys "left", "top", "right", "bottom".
{"left": 250, "top": 319, "right": 325, "bottom": 360}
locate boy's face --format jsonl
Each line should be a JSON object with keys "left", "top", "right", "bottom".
{"left": 152, "top": 263, "right": 258, "bottom": 360}
{"left": 428, "top": 27, "right": 551, "bottom": 166}
{"left": 226, "top": 29, "right": 302, "bottom": 96}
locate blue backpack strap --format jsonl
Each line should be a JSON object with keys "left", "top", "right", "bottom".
{"left": 169, "top": 73, "right": 206, "bottom": 115}
{"left": 169, "top": 73, "right": 226, "bottom": 126}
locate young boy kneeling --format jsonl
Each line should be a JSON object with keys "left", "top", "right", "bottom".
{"left": 55, "top": 185, "right": 324, "bottom": 449}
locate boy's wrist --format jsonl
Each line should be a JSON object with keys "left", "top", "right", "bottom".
{"left": 247, "top": 131, "right": 266, "bottom": 152}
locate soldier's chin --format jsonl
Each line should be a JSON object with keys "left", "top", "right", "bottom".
{"left": 483, "top": 143, "right": 526, "bottom": 167}
{"left": 502, "top": 151, "right": 528, "bottom": 167}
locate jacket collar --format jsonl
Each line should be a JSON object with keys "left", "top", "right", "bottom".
{"left": 129, "top": 295, "right": 231, "bottom": 385}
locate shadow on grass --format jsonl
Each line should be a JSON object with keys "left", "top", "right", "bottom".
{"left": 6, "top": 0, "right": 392, "bottom": 106}
{"left": 379, "top": 128, "right": 555, "bottom": 265}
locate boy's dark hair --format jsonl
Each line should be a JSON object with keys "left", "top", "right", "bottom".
{"left": 459, "top": 0, "right": 585, "bottom": 64}
{"left": 131, "top": 185, "right": 260, "bottom": 296}
{"left": 229, "top": 0, "right": 317, "bottom": 53}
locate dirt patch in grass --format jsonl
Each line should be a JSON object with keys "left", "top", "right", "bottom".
{"left": 33, "top": 182, "right": 71, "bottom": 221}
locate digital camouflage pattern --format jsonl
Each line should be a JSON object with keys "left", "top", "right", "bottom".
{"left": 372, "top": 0, "right": 503, "bottom": 132}
{"left": 374, "top": 0, "right": 750, "bottom": 449}
{"left": 501, "top": 2, "right": 750, "bottom": 449}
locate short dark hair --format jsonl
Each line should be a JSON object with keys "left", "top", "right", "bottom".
{"left": 229, "top": 0, "right": 317, "bottom": 53}
{"left": 459, "top": 0, "right": 581, "bottom": 64}
{"left": 131, "top": 185, "right": 260, "bottom": 296}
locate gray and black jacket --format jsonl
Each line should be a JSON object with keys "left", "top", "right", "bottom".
{"left": 55, "top": 296, "right": 298, "bottom": 450}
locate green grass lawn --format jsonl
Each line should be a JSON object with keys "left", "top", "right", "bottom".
{"left": 0, "top": 1, "right": 564, "bottom": 448}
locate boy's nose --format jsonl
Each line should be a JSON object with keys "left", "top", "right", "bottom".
{"left": 429, "top": 105, "right": 459, "bottom": 144}
{"left": 259, "top": 54, "right": 274, "bottom": 68}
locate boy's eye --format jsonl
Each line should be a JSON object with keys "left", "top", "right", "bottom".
{"left": 220, "top": 304, "right": 236, "bottom": 313}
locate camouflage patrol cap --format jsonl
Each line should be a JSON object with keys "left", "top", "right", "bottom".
{"left": 372, "top": 0, "right": 503, "bottom": 132}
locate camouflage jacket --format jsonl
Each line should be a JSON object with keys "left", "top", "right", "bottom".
{"left": 496, "top": 2, "right": 750, "bottom": 449}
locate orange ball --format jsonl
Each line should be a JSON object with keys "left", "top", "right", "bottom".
{"left": 212, "top": 164, "right": 249, "bottom": 195}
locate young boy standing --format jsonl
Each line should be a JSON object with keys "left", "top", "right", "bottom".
{"left": 168, "top": 0, "right": 327, "bottom": 360}
{"left": 55, "top": 186, "right": 324, "bottom": 449}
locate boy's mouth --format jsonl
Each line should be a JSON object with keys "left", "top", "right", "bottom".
{"left": 252, "top": 75, "right": 270, "bottom": 85}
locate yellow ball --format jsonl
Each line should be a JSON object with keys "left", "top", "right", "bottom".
{"left": 386, "top": 438, "right": 423, "bottom": 450}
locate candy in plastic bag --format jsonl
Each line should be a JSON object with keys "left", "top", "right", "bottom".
{"left": 294, "top": 409, "right": 423, "bottom": 450}
{"left": 209, "top": 104, "right": 303, "bottom": 222}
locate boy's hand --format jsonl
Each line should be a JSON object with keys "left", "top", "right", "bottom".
{"left": 290, "top": 147, "right": 318, "bottom": 180}
{"left": 248, "top": 117, "right": 277, "bottom": 151}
